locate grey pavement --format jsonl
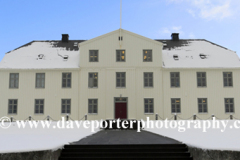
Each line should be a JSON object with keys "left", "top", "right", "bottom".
{"left": 72, "top": 129, "right": 180, "bottom": 144}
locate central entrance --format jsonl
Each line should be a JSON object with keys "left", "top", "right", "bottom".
{"left": 114, "top": 97, "right": 127, "bottom": 119}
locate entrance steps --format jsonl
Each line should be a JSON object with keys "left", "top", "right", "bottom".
{"left": 58, "top": 144, "right": 193, "bottom": 160}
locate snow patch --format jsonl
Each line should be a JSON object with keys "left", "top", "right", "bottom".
{"left": 0, "top": 122, "right": 99, "bottom": 153}
{"left": 162, "top": 41, "right": 240, "bottom": 68}
{"left": 0, "top": 42, "right": 79, "bottom": 69}
{"left": 146, "top": 120, "right": 240, "bottom": 151}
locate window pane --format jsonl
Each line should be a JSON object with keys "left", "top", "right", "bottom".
{"left": 90, "top": 50, "right": 98, "bottom": 62}
{"left": 145, "top": 106, "right": 148, "bottom": 113}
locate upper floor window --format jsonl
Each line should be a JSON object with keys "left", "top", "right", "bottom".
{"left": 89, "top": 73, "right": 98, "bottom": 88}
{"left": 89, "top": 50, "right": 98, "bottom": 62}
{"left": 116, "top": 50, "right": 125, "bottom": 62}
{"left": 143, "top": 50, "right": 152, "bottom": 62}
{"left": 62, "top": 73, "right": 71, "bottom": 88}
{"left": 144, "top": 72, "right": 153, "bottom": 87}
{"left": 198, "top": 98, "right": 208, "bottom": 113}
{"left": 35, "top": 99, "right": 44, "bottom": 114}
{"left": 170, "top": 72, "right": 180, "bottom": 87}
{"left": 36, "top": 73, "right": 45, "bottom": 88}
{"left": 144, "top": 98, "right": 154, "bottom": 114}
{"left": 225, "top": 98, "right": 234, "bottom": 113}
{"left": 8, "top": 99, "right": 17, "bottom": 114}
{"left": 116, "top": 72, "right": 126, "bottom": 88}
{"left": 61, "top": 99, "right": 71, "bottom": 114}
{"left": 223, "top": 72, "right": 233, "bottom": 87}
{"left": 197, "top": 72, "right": 206, "bottom": 87}
{"left": 88, "top": 99, "right": 98, "bottom": 114}
{"left": 9, "top": 73, "right": 19, "bottom": 88}
{"left": 171, "top": 98, "right": 181, "bottom": 113}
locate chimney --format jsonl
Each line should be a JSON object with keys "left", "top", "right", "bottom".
{"left": 62, "top": 34, "right": 69, "bottom": 42}
{"left": 171, "top": 33, "right": 179, "bottom": 41}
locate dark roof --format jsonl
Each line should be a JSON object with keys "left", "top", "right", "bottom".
{"left": 6, "top": 40, "right": 86, "bottom": 54}
{"left": 6, "top": 39, "right": 231, "bottom": 54}
{"left": 155, "top": 39, "right": 230, "bottom": 51}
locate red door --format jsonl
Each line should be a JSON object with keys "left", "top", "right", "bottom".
{"left": 115, "top": 102, "right": 127, "bottom": 119}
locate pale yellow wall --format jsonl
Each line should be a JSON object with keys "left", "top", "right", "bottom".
{"left": 0, "top": 70, "right": 79, "bottom": 120}
{"left": 162, "top": 69, "right": 240, "bottom": 119}
{"left": 79, "top": 29, "right": 164, "bottom": 120}
{"left": 79, "top": 30, "right": 163, "bottom": 68}
{"left": 79, "top": 68, "right": 163, "bottom": 120}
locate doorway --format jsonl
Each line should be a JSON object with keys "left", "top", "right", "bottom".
{"left": 114, "top": 97, "right": 127, "bottom": 119}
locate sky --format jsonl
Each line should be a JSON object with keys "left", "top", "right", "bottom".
{"left": 0, "top": 0, "right": 240, "bottom": 61}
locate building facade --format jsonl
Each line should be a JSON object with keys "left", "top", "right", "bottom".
{"left": 0, "top": 29, "right": 239, "bottom": 120}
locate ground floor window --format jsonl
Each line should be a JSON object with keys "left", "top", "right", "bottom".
{"left": 225, "top": 98, "right": 234, "bottom": 113}
{"left": 144, "top": 98, "right": 154, "bottom": 113}
{"left": 35, "top": 99, "right": 44, "bottom": 114}
{"left": 61, "top": 99, "right": 71, "bottom": 114}
{"left": 198, "top": 98, "right": 207, "bottom": 113}
{"left": 8, "top": 99, "right": 17, "bottom": 114}
{"left": 88, "top": 99, "right": 98, "bottom": 114}
{"left": 171, "top": 98, "right": 181, "bottom": 113}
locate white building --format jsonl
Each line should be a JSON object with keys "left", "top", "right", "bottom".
{"left": 0, "top": 29, "right": 240, "bottom": 120}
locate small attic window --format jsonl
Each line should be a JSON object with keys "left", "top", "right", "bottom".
{"left": 63, "top": 55, "right": 69, "bottom": 61}
{"left": 38, "top": 54, "right": 44, "bottom": 59}
{"left": 74, "top": 42, "right": 78, "bottom": 47}
{"left": 173, "top": 54, "right": 179, "bottom": 60}
{"left": 199, "top": 54, "right": 207, "bottom": 59}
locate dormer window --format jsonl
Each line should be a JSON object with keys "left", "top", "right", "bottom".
{"left": 74, "top": 42, "right": 78, "bottom": 47}
{"left": 173, "top": 54, "right": 179, "bottom": 60}
{"left": 200, "top": 54, "right": 207, "bottom": 59}
{"left": 38, "top": 54, "right": 44, "bottom": 59}
{"left": 63, "top": 55, "right": 69, "bottom": 61}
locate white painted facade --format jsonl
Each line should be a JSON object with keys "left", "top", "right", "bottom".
{"left": 0, "top": 29, "right": 240, "bottom": 120}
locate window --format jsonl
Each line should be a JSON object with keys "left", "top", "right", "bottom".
{"left": 9, "top": 73, "right": 19, "bottom": 88}
{"left": 198, "top": 98, "right": 208, "bottom": 113}
{"left": 116, "top": 72, "right": 125, "bottom": 87}
{"left": 62, "top": 73, "right": 71, "bottom": 88}
{"left": 115, "top": 97, "right": 127, "bottom": 102}
{"left": 143, "top": 50, "right": 152, "bottom": 62}
{"left": 144, "top": 72, "right": 153, "bottom": 87}
{"left": 35, "top": 99, "right": 44, "bottom": 114}
{"left": 171, "top": 98, "right": 181, "bottom": 113}
{"left": 225, "top": 98, "right": 234, "bottom": 113}
{"left": 61, "top": 99, "right": 71, "bottom": 114}
{"left": 197, "top": 72, "right": 206, "bottom": 87}
{"left": 36, "top": 73, "right": 45, "bottom": 88}
{"left": 223, "top": 72, "right": 233, "bottom": 87}
{"left": 116, "top": 50, "right": 125, "bottom": 62}
{"left": 8, "top": 99, "right": 17, "bottom": 114}
{"left": 89, "top": 50, "right": 98, "bottom": 62}
{"left": 88, "top": 99, "right": 98, "bottom": 114}
{"left": 89, "top": 73, "right": 98, "bottom": 88}
{"left": 144, "top": 98, "right": 154, "bottom": 114}
{"left": 173, "top": 54, "right": 179, "bottom": 60}
{"left": 170, "top": 72, "right": 180, "bottom": 87}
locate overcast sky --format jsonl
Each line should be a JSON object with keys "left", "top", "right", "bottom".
{"left": 0, "top": 0, "right": 240, "bottom": 61}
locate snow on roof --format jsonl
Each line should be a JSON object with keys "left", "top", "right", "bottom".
{"left": 0, "top": 41, "right": 81, "bottom": 69}
{"left": 1, "top": 38, "right": 239, "bottom": 69}
{"left": 160, "top": 40, "right": 240, "bottom": 68}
